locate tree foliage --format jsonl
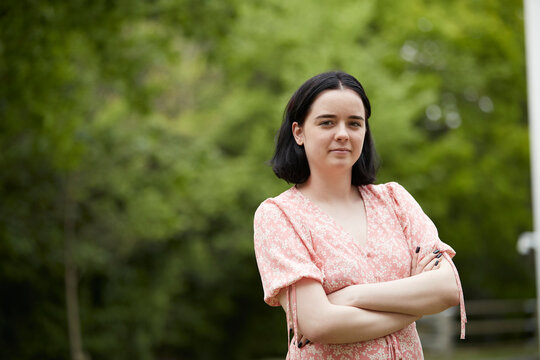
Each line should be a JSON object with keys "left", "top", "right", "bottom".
{"left": 0, "top": 0, "right": 532, "bottom": 359}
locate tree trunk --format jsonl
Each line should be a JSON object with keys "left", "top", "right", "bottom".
{"left": 64, "top": 173, "right": 86, "bottom": 360}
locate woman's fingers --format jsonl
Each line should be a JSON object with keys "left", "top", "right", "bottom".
{"left": 423, "top": 257, "right": 437, "bottom": 271}
{"left": 296, "top": 333, "right": 311, "bottom": 348}
{"left": 420, "top": 251, "right": 443, "bottom": 272}
{"left": 412, "top": 249, "right": 443, "bottom": 274}
{"left": 417, "top": 251, "right": 437, "bottom": 268}
{"left": 410, "top": 246, "right": 420, "bottom": 275}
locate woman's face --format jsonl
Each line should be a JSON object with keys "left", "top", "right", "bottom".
{"left": 292, "top": 89, "right": 366, "bottom": 178}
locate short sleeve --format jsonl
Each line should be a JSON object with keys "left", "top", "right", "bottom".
{"left": 386, "top": 182, "right": 467, "bottom": 339}
{"left": 253, "top": 200, "right": 324, "bottom": 307}
{"left": 386, "top": 182, "right": 455, "bottom": 260}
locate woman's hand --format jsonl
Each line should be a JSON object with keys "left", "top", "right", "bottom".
{"left": 295, "top": 332, "right": 311, "bottom": 348}
{"left": 289, "top": 325, "right": 312, "bottom": 348}
{"left": 411, "top": 247, "right": 442, "bottom": 276}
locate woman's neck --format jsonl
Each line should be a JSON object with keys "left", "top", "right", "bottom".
{"left": 297, "top": 170, "right": 357, "bottom": 204}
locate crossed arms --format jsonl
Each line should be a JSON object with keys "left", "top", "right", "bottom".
{"left": 277, "top": 250, "right": 460, "bottom": 345}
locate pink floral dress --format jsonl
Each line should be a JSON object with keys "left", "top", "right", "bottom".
{"left": 253, "top": 182, "right": 466, "bottom": 359}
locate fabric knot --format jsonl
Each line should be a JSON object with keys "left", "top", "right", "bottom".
{"left": 285, "top": 285, "right": 300, "bottom": 360}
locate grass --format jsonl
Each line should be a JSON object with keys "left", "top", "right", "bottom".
{"left": 425, "top": 343, "right": 539, "bottom": 360}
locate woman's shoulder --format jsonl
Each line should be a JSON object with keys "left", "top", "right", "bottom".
{"left": 362, "top": 182, "right": 424, "bottom": 217}
{"left": 361, "top": 181, "right": 409, "bottom": 199}
{"left": 255, "top": 187, "right": 301, "bottom": 217}
{"left": 254, "top": 187, "right": 310, "bottom": 236}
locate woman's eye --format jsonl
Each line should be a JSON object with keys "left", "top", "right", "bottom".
{"left": 350, "top": 121, "right": 363, "bottom": 127}
{"left": 320, "top": 121, "right": 333, "bottom": 126}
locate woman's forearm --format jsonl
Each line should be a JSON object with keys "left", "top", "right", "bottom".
{"left": 301, "top": 305, "right": 420, "bottom": 344}
{"left": 282, "top": 278, "right": 419, "bottom": 344}
{"left": 329, "top": 258, "right": 459, "bottom": 316}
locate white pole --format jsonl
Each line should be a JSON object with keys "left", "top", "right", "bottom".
{"left": 524, "top": 0, "right": 540, "bottom": 352}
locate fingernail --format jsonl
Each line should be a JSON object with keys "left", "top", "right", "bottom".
{"left": 415, "top": 246, "right": 420, "bottom": 253}
{"left": 298, "top": 341, "right": 303, "bottom": 348}
{"left": 436, "top": 253, "right": 442, "bottom": 258}
{"left": 435, "top": 260, "right": 439, "bottom": 266}
{"left": 433, "top": 249, "right": 440, "bottom": 254}
{"left": 305, "top": 339, "right": 311, "bottom": 345}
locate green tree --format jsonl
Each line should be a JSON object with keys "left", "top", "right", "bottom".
{"left": 0, "top": 0, "right": 532, "bottom": 359}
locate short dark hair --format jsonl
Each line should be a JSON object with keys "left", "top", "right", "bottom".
{"left": 271, "top": 71, "right": 379, "bottom": 185}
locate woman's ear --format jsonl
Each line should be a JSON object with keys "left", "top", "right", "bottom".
{"left": 292, "top": 122, "right": 304, "bottom": 146}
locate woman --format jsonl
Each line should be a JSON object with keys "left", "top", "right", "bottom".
{"left": 253, "top": 71, "right": 466, "bottom": 359}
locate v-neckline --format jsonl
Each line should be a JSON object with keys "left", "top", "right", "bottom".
{"left": 292, "top": 186, "right": 370, "bottom": 246}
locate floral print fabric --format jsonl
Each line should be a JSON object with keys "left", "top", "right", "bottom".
{"left": 253, "top": 182, "right": 466, "bottom": 359}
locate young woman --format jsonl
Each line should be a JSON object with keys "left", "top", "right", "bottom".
{"left": 253, "top": 71, "right": 466, "bottom": 359}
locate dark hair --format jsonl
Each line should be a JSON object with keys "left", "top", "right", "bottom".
{"left": 271, "top": 71, "right": 379, "bottom": 185}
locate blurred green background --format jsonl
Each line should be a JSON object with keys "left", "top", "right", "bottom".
{"left": 0, "top": 0, "right": 535, "bottom": 359}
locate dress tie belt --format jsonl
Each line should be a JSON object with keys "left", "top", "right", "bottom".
{"left": 385, "top": 333, "right": 403, "bottom": 360}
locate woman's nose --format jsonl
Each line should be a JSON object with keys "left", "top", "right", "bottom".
{"left": 335, "top": 123, "right": 349, "bottom": 141}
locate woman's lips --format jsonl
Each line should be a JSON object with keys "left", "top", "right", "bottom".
{"left": 330, "top": 148, "right": 351, "bottom": 153}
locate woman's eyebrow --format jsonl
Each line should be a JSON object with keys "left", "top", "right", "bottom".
{"left": 315, "top": 114, "right": 337, "bottom": 119}
{"left": 315, "top": 114, "right": 365, "bottom": 120}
